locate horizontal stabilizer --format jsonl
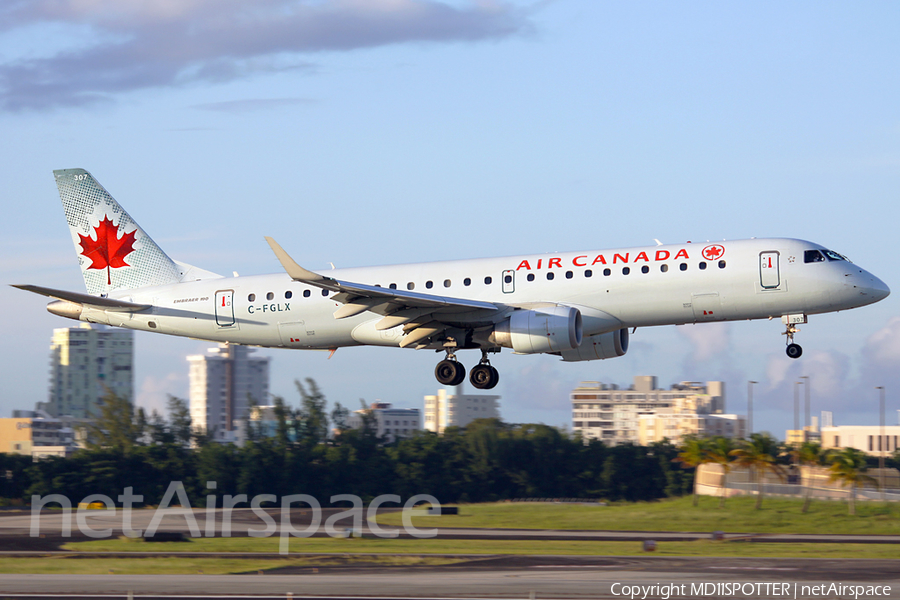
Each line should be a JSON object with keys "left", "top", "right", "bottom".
{"left": 11, "top": 284, "right": 150, "bottom": 312}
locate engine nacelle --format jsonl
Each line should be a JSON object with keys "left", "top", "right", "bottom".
{"left": 491, "top": 306, "right": 583, "bottom": 354}
{"left": 559, "top": 328, "right": 629, "bottom": 362}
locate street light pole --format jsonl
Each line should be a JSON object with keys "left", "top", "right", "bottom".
{"left": 800, "top": 375, "right": 810, "bottom": 435}
{"left": 794, "top": 381, "right": 801, "bottom": 436}
{"left": 877, "top": 386, "right": 885, "bottom": 500}
{"left": 748, "top": 381, "right": 757, "bottom": 438}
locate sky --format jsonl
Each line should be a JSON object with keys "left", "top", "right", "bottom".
{"left": 1, "top": 1, "right": 898, "bottom": 437}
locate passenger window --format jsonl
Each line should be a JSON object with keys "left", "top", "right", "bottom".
{"left": 505, "top": 275, "right": 513, "bottom": 284}
{"left": 641, "top": 266, "right": 649, "bottom": 274}
{"left": 718, "top": 260, "right": 726, "bottom": 269}
{"left": 585, "top": 270, "right": 592, "bottom": 278}
{"left": 322, "top": 289, "right": 328, "bottom": 296}
{"left": 443, "top": 279, "right": 451, "bottom": 288}
{"left": 303, "top": 290, "right": 310, "bottom": 298}
{"left": 699, "top": 262, "right": 707, "bottom": 270}
{"left": 565, "top": 271, "right": 573, "bottom": 279}
{"left": 248, "top": 294, "right": 256, "bottom": 302}
{"left": 603, "top": 268, "right": 611, "bottom": 276}
{"left": 805, "top": 250, "right": 826, "bottom": 263}
{"left": 426, "top": 281, "right": 433, "bottom": 289}
{"left": 660, "top": 264, "right": 668, "bottom": 273}
{"left": 680, "top": 263, "right": 688, "bottom": 271}
{"left": 266, "top": 292, "right": 274, "bottom": 300}
{"left": 407, "top": 282, "right": 415, "bottom": 290}
{"left": 389, "top": 283, "right": 397, "bottom": 289}
{"left": 484, "top": 276, "right": 492, "bottom": 285}
{"left": 622, "top": 267, "right": 630, "bottom": 275}
{"left": 527, "top": 273, "right": 535, "bottom": 282}
{"left": 547, "top": 272, "right": 555, "bottom": 280}
{"left": 285, "top": 291, "right": 292, "bottom": 299}
{"left": 464, "top": 278, "right": 471, "bottom": 286}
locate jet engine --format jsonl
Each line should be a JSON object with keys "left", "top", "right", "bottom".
{"left": 559, "top": 328, "right": 629, "bottom": 362}
{"left": 490, "top": 306, "right": 583, "bottom": 354}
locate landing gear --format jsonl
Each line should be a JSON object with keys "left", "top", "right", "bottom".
{"left": 782, "top": 315, "right": 805, "bottom": 359}
{"left": 435, "top": 354, "right": 466, "bottom": 386}
{"left": 469, "top": 352, "right": 499, "bottom": 390}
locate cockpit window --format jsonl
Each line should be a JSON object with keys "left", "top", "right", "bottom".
{"left": 823, "top": 249, "right": 849, "bottom": 262}
{"left": 804, "top": 250, "right": 825, "bottom": 263}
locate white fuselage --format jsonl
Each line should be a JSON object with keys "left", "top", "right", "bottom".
{"left": 73, "top": 238, "right": 888, "bottom": 352}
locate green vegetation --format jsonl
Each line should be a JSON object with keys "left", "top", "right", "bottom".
{"left": 376, "top": 496, "right": 900, "bottom": 535}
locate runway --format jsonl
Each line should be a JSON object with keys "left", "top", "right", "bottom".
{"left": 1, "top": 509, "right": 899, "bottom": 598}
{"left": 0, "top": 556, "right": 898, "bottom": 599}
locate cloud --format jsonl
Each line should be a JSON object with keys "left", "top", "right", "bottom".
{"left": 192, "top": 97, "right": 317, "bottom": 113}
{"left": 0, "top": 0, "right": 532, "bottom": 111}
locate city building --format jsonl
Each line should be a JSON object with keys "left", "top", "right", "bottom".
{"left": 423, "top": 389, "right": 500, "bottom": 435}
{"left": 188, "top": 344, "right": 269, "bottom": 443}
{"left": 820, "top": 425, "right": 900, "bottom": 457}
{"left": 572, "top": 376, "right": 744, "bottom": 445}
{"left": 41, "top": 323, "right": 134, "bottom": 418}
{"left": 820, "top": 411, "right": 834, "bottom": 428}
{"left": 347, "top": 402, "right": 421, "bottom": 442}
{"left": 0, "top": 410, "right": 87, "bottom": 458}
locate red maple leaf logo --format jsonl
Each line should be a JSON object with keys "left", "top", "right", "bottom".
{"left": 78, "top": 216, "right": 138, "bottom": 285}
{"left": 702, "top": 244, "right": 724, "bottom": 261}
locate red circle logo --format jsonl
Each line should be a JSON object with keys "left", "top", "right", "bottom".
{"left": 702, "top": 244, "right": 725, "bottom": 261}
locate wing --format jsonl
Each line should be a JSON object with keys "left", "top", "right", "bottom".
{"left": 12, "top": 284, "right": 151, "bottom": 312}
{"left": 265, "top": 237, "right": 508, "bottom": 348}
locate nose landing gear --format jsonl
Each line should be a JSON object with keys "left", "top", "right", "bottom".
{"left": 782, "top": 314, "right": 807, "bottom": 359}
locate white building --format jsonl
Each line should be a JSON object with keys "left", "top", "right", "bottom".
{"left": 572, "top": 376, "right": 732, "bottom": 445}
{"left": 347, "top": 402, "right": 421, "bottom": 442}
{"left": 42, "top": 324, "right": 133, "bottom": 418}
{"left": 820, "top": 425, "right": 900, "bottom": 457}
{"left": 423, "top": 389, "right": 500, "bottom": 435}
{"left": 188, "top": 344, "right": 269, "bottom": 443}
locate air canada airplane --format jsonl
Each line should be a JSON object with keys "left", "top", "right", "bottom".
{"left": 15, "top": 169, "right": 891, "bottom": 390}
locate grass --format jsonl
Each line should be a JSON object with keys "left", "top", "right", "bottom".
{"left": 375, "top": 495, "right": 900, "bottom": 535}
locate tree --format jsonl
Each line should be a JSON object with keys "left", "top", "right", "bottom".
{"left": 85, "top": 390, "right": 144, "bottom": 455}
{"left": 796, "top": 440, "right": 828, "bottom": 513}
{"left": 330, "top": 402, "right": 351, "bottom": 434}
{"left": 166, "top": 395, "right": 193, "bottom": 447}
{"left": 705, "top": 436, "right": 736, "bottom": 508}
{"left": 673, "top": 436, "right": 709, "bottom": 506}
{"left": 828, "top": 447, "right": 877, "bottom": 515}
{"left": 729, "top": 433, "right": 785, "bottom": 509}
{"left": 295, "top": 378, "right": 329, "bottom": 447}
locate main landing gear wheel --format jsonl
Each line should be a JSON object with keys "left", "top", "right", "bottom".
{"left": 786, "top": 343, "right": 803, "bottom": 359}
{"left": 435, "top": 358, "right": 466, "bottom": 386}
{"left": 469, "top": 364, "right": 500, "bottom": 390}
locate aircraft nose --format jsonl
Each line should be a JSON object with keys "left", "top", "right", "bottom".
{"left": 853, "top": 270, "right": 890, "bottom": 303}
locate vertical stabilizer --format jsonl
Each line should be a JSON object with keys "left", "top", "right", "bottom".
{"left": 54, "top": 168, "right": 183, "bottom": 294}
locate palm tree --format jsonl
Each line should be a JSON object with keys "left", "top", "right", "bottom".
{"left": 796, "top": 440, "right": 828, "bottom": 513}
{"left": 705, "top": 436, "right": 736, "bottom": 508}
{"left": 673, "top": 435, "right": 710, "bottom": 506}
{"left": 729, "top": 433, "right": 785, "bottom": 509}
{"left": 828, "top": 447, "right": 877, "bottom": 515}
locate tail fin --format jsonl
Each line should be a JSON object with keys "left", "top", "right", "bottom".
{"left": 54, "top": 168, "right": 184, "bottom": 294}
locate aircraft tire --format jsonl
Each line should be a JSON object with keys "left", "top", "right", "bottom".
{"left": 786, "top": 343, "right": 803, "bottom": 359}
{"left": 469, "top": 364, "right": 494, "bottom": 389}
{"left": 436, "top": 359, "right": 466, "bottom": 386}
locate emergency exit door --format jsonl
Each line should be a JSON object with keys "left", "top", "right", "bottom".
{"left": 502, "top": 270, "right": 515, "bottom": 293}
{"left": 759, "top": 252, "right": 781, "bottom": 289}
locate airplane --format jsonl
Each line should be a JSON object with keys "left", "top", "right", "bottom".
{"left": 14, "top": 168, "right": 890, "bottom": 390}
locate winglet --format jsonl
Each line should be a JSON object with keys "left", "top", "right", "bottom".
{"left": 264, "top": 237, "right": 324, "bottom": 282}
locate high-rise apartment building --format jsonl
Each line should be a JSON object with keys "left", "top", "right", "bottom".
{"left": 43, "top": 323, "right": 134, "bottom": 418}
{"left": 188, "top": 344, "right": 269, "bottom": 442}
{"left": 424, "top": 389, "right": 500, "bottom": 435}
{"left": 571, "top": 376, "right": 740, "bottom": 445}
{"left": 347, "top": 402, "right": 421, "bottom": 443}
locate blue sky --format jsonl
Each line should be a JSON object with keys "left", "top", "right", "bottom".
{"left": 1, "top": 1, "right": 898, "bottom": 436}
